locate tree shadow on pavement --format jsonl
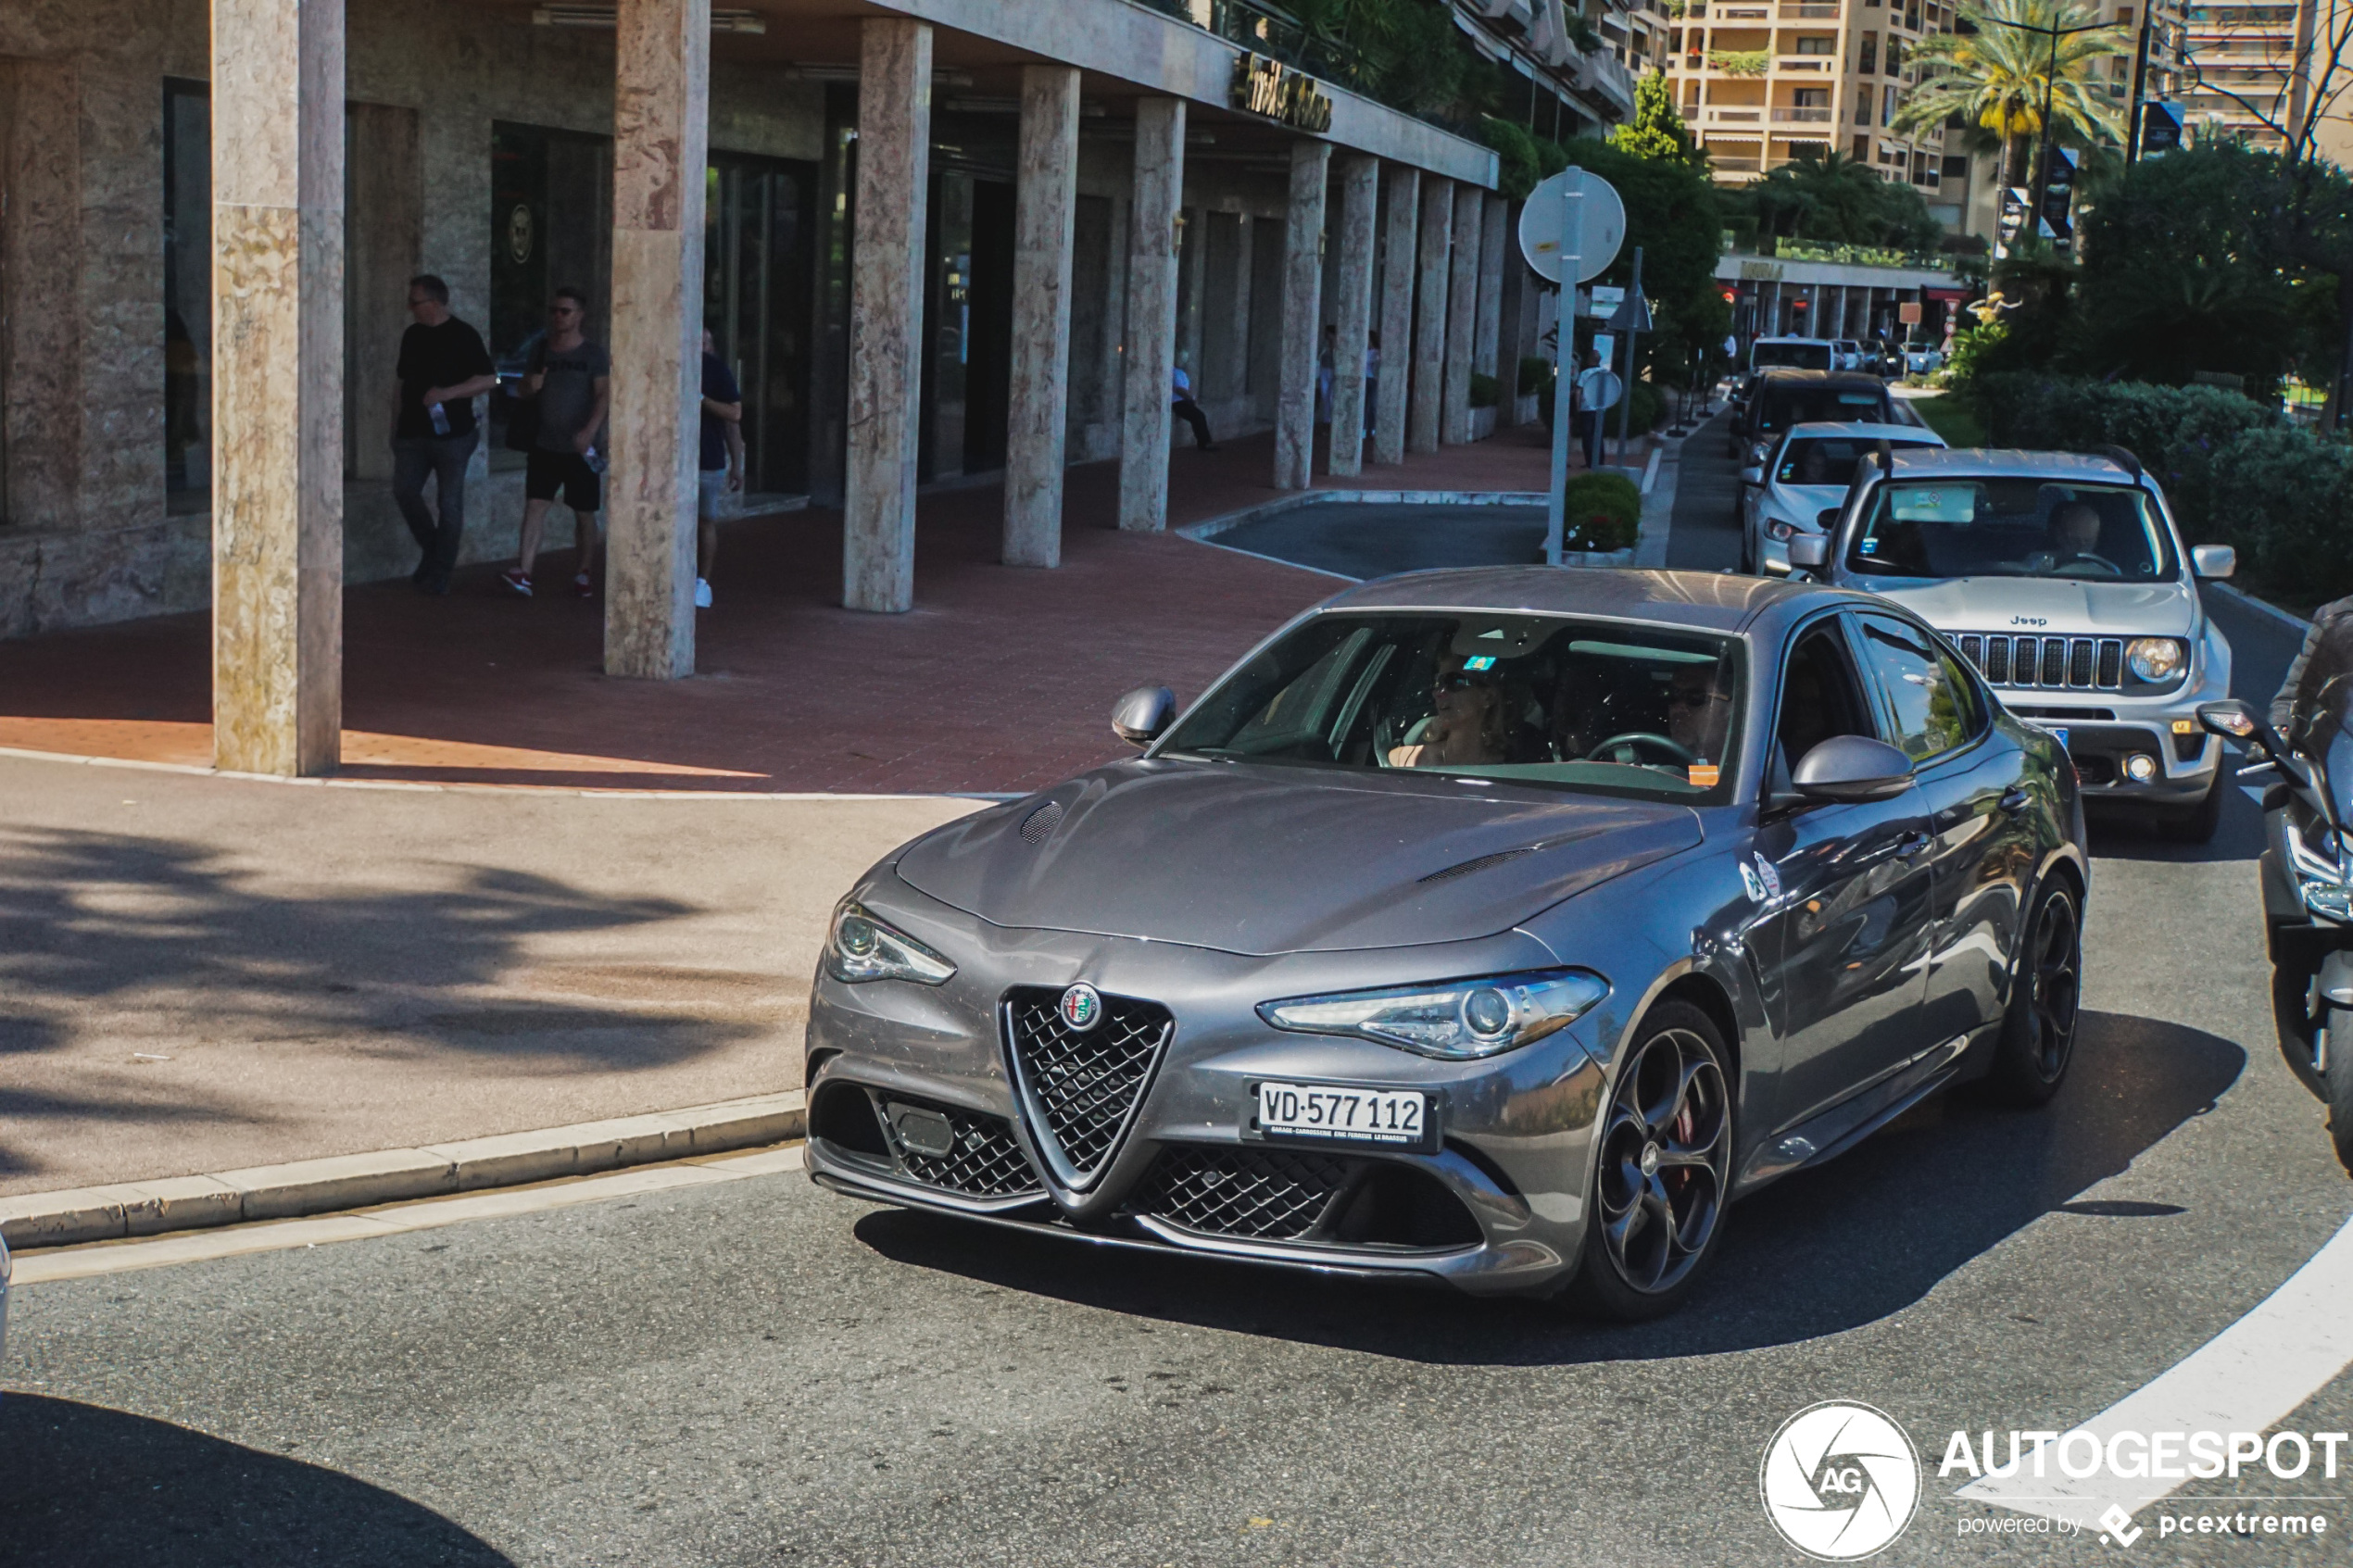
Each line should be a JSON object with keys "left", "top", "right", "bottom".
{"left": 0, "top": 1393, "right": 513, "bottom": 1567}
{"left": 0, "top": 826, "right": 755, "bottom": 1182}
{"left": 853, "top": 1009, "right": 2244, "bottom": 1365}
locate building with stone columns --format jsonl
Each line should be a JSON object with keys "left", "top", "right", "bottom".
{"left": 0, "top": 0, "right": 1634, "bottom": 776}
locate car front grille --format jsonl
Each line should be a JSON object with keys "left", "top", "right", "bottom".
{"left": 1003, "top": 988, "right": 1173, "bottom": 1185}
{"left": 1135, "top": 1143, "right": 1357, "bottom": 1241}
{"left": 879, "top": 1097, "right": 1042, "bottom": 1198}
{"left": 1955, "top": 633, "right": 2124, "bottom": 692}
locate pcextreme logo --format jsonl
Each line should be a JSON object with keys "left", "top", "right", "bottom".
{"left": 1760, "top": 1402, "right": 1923, "bottom": 1561}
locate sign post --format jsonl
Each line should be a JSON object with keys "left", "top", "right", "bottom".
{"left": 1611, "top": 247, "right": 1649, "bottom": 462}
{"left": 1519, "top": 169, "right": 1625, "bottom": 566}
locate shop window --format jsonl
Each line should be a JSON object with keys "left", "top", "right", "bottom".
{"left": 163, "top": 80, "right": 211, "bottom": 514}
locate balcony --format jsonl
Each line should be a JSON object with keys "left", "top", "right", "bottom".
{"left": 1778, "top": 2, "right": 1843, "bottom": 13}
{"left": 1774, "top": 55, "right": 1835, "bottom": 69}
{"left": 1705, "top": 106, "right": 1767, "bottom": 121}
{"left": 1772, "top": 105, "right": 1835, "bottom": 120}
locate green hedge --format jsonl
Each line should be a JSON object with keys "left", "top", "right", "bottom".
{"left": 1560, "top": 471, "right": 1642, "bottom": 554}
{"left": 1519, "top": 355, "right": 1552, "bottom": 397}
{"left": 1965, "top": 371, "right": 2353, "bottom": 605}
{"left": 1469, "top": 371, "right": 1500, "bottom": 410}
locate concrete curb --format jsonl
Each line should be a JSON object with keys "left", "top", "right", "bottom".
{"left": 1177, "top": 488, "right": 1549, "bottom": 544}
{"left": 0, "top": 1090, "right": 806, "bottom": 1250}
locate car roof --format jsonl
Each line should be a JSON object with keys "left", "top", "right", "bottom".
{"left": 1317, "top": 567, "right": 1861, "bottom": 635}
{"left": 1753, "top": 370, "right": 1886, "bottom": 390}
{"left": 1753, "top": 335, "right": 1834, "bottom": 345}
{"left": 1781, "top": 420, "right": 1947, "bottom": 444}
{"left": 1883, "top": 446, "right": 2139, "bottom": 483}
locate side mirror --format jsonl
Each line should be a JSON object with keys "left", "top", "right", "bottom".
{"left": 1112, "top": 684, "right": 1176, "bottom": 747}
{"left": 2192, "top": 544, "right": 2236, "bottom": 580}
{"left": 1787, "top": 533, "right": 1831, "bottom": 570}
{"left": 1792, "top": 735, "right": 1917, "bottom": 802}
{"left": 1740, "top": 466, "right": 1764, "bottom": 487}
{"left": 1815, "top": 508, "right": 1842, "bottom": 531}
{"left": 2198, "top": 697, "right": 2285, "bottom": 759}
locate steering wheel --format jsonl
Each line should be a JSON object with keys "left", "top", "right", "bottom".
{"left": 1584, "top": 731, "right": 1696, "bottom": 766}
{"left": 2065, "top": 553, "right": 2123, "bottom": 577}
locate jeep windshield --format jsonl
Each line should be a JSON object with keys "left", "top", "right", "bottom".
{"left": 1844, "top": 479, "right": 2178, "bottom": 581}
{"left": 1751, "top": 341, "right": 1833, "bottom": 371}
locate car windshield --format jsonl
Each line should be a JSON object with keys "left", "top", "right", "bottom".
{"left": 1844, "top": 478, "right": 2178, "bottom": 580}
{"left": 1753, "top": 342, "right": 1832, "bottom": 371}
{"left": 1161, "top": 613, "right": 1743, "bottom": 798}
{"left": 1758, "top": 385, "right": 1887, "bottom": 434}
{"left": 1776, "top": 436, "right": 1942, "bottom": 487}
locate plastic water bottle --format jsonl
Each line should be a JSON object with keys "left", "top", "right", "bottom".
{"left": 585, "top": 444, "right": 608, "bottom": 475}
{"left": 427, "top": 400, "right": 450, "bottom": 436}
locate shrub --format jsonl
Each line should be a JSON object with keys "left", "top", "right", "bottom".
{"left": 1971, "top": 372, "right": 2278, "bottom": 541}
{"left": 1469, "top": 371, "right": 1500, "bottom": 410}
{"left": 1518, "top": 355, "right": 1553, "bottom": 397}
{"left": 2208, "top": 427, "right": 2353, "bottom": 604}
{"left": 1559, "top": 471, "right": 1642, "bottom": 554}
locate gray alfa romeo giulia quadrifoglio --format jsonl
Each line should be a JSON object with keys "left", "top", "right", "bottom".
{"left": 804, "top": 569, "right": 2088, "bottom": 1318}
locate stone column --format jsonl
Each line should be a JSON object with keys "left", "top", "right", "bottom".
{"left": 1325, "top": 156, "right": 1378, "bottom": 477}
{"left": 1274, "top": 140, "right": 1330, "bottom": 492}
{"left": 1117, "top": 98, "right": 1185, "bottom": 533}
{"left": 844, "top": 19, "right": 931, "bottom": 611}
{"left": 1475, "top": 192, "right": 1506, "bottom": 383}
{"left": 212, "top": 0, "right": 344, "bottom": 778}
{"left": 1223, "top": 216, "right": 1255, "bottom": 408}
{"left": 1441, "top": 184, "right": 1482, "bottom": 445}
{"left": 1003, "top": 65, "right": 1080, "bottom": 569}
{"left": 1374, "top": 164, "right": 1417, "bottom": 465}
{"left": 604, "top": 0, "right": 709, "bottom": 678}
{"left": 1495, "top": 199, "right": 1529, "bottom": 430}
{"left": 1408, "top": 176, "right": 1452, "bottom": 455}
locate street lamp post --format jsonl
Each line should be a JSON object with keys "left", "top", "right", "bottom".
{"left": 1982, "top": 10, "right": 2114, "bottom": 245}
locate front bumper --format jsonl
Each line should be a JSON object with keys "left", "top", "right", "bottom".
{"left": 1999, "top": 695, "right": 2221, "bottom": 807}
{"left": 801, "top": 884, "right": 1617, "bottom": 1298}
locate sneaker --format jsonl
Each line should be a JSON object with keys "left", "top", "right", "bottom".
{"left": 500, "top": 568, "right": 533, "bottom": 597}
{"left": 574, "top": 571, "right": 595, "bottom": 598}
{"left": 694, "top": 577, "right": 712, "bottom": 608}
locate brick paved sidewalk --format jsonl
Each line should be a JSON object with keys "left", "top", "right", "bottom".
{"left": 0, "top": 426, "right": 1559, "bottom": 796}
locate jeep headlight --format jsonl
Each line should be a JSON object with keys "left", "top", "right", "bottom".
{"left": 1258, "top": 969, "right": 1608, "bottom": 1060}
{"left": 824, "top": 898, "right": 956, "bottom": 985}
{"left": 2126, "top": 637, "right": 2186, "bottom": 683}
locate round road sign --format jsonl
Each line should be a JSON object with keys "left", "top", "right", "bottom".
{"left": 1517, "top": 168, "right": 1626, "bottom": 285}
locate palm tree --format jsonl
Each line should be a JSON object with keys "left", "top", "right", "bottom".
{"left": 1894, "top": 0, "right": 2131, "bottom": 191}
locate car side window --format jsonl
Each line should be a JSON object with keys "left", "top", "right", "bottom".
{"left": 1774, "top": 622, "right": 1876, "bottom": 782}
{"left": 1856, "top": 613, "right": 1982, "bottom": 762}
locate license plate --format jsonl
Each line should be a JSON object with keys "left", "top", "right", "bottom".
{"left": 1253, "top": 1081, "right": 1431, "bottom": 1148}
{"left": 2051, "top": 726, "right": 2070, "bottom": 749}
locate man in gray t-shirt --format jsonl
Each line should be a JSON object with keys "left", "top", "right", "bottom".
{"left": 505, "top": 286, "right": 612, "bottom": 598}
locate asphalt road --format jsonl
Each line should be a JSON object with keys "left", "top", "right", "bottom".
{"left": 7, "top": 460, "right": 2351, "bottom": 1567}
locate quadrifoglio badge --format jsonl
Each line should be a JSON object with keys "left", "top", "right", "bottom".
{"left": 1760, "top": 1402, "right": 1922, "bottom": 1560}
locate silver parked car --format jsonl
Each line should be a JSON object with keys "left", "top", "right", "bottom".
{"left": 1796, "top": 447, "right": 2236, "bottom": 840}
{"left": 805, "top": 571, "right": 2090, "bottom": 1318}
{"left": 1741, "top": 420, "right": 1947, "bottom": 578}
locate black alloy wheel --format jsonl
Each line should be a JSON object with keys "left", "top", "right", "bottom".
{"left": 1989, "top": 882, "right": 2082, "bottom": 1105}
{"left": 1570, "top": 1000, "right": 1732, "bottom": 1321}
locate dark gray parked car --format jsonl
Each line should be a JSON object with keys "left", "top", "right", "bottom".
{"left": 805, "top": 571, "right": 2089, "bottom": 1318}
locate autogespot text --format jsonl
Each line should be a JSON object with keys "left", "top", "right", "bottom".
{"left": 1940, "top": 1428, "right": 2350, "bottom": 1483}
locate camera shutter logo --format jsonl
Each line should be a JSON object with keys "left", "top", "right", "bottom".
{"left": 1759, "top": 1401, "right": 1921, "bottom": 1561}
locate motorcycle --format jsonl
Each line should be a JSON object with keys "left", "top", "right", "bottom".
{"left": 2199, "top": 696, "right": 2353, "bottom": 1171}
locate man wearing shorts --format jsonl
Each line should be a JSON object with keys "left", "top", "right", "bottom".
{"left": 504, "top": 286, "right": 610, "bottom": 598}
{"left": 696, "top": 328, "right": 744, "bottom": 608}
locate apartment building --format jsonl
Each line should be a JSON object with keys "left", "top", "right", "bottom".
{"left": 1647, "top": 0, "right": 1956, "bottom": 187}
{"left": 2181, "top": 0, "right": 2353, "bottom": 163}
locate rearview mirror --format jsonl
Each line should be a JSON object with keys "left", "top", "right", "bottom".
{"left": 2192, "top": 544, "right": 2236, "bottom": 580}
{"left": 1112, "top": 684, "right": 1176, "bottom": 747}
{"left": 1787, "top": 533, "right": 1831, "bottom": 570}
{"left": 1815, "top": 508, "right": 1841, "bottom": 531}
{"left": 1792, "top": 735, "right": 1916, "bottom": 802}
{"left": 1740, "top": 466, "right": 1765, "bottom": 487}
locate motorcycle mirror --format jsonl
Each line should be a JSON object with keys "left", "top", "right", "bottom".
{"left": 2196, "top": 699, "right": 2259, "bottom": 740}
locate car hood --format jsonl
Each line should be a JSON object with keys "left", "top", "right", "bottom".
{"left": 1764, "top": 482, "right": 1845, "bottom": 523}
{"left": 1864, "top": 575, "right": 2197, "bottom": 639}
{"left": 893, "top": 761, "right": 1704, "bottom": 957}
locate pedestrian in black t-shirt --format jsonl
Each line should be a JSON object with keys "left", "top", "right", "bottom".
{"left": 695, "top": 328, "right": 744, "bottom": 609}
{"left": 391, "top": 275, "right": 497, "bottom": 595}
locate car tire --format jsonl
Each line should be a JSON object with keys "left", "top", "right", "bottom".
{"left": 2322, "top": 1004, "right": 2353, "bottom": 1174}
{"left": 1565, "top": 999, "right": 1733, "bottom": 1322}
{"left": 2158, "top": 773, "right": 2224, "bottom": 844}
{"left": 1987, "top": 879, "right": 2083, "bottom": 1106}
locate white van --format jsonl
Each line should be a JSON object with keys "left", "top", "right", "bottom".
{"left": 1740, "top": 335, "right": 1836, "bottom": 391}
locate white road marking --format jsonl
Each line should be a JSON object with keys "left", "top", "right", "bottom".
{"left": 13, "top": 1144, "right": 805, "bottom": 1285}
{"left": 1958, "top": 1212, "right": 2353, "bottom": 1524}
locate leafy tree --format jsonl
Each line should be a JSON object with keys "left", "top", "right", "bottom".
{"left": 1611, "top": 71, "right": 1705, "bottom": 170}
{"left": 1893, "top": 0, "right": 2129, "bottom": 189}
{"left": 1729, "top": 150, "right": 1944, "bottom": 252}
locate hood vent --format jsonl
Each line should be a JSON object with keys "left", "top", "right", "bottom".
{"left": 1018, "top": 800, "right": 1064, "bottom": 846}
{"left": 1419, "top": 845, "right": 1541, "bottom": 884}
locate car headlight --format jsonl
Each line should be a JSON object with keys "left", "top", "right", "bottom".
{"left": 1764, "top": 517, "right": 1798, "bottom": 542}
{"left": 824, "top": 898, "right": 956, "bottom": 985}
{"left": 1257, "top": 969, "right": 1609, "bottom": 1060}
{"left": 2126, "top": 637, "right": 2186, "bottom": 683}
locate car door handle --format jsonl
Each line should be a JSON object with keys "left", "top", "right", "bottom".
{"left": 1895, "top": 831, "right": 1932, "bottom": 860}
{"left": 1998, "top": 786, "right": 2032, "bottom": 815}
